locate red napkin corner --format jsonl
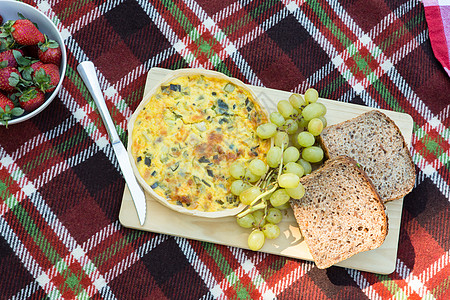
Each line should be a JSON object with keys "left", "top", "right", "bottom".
{"left": 423, "top": 0, "right": 450, "bottom": 77}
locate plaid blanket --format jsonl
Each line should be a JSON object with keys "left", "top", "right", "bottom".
{"left": 1, "top": 0, "right": 449, "bottom": 299}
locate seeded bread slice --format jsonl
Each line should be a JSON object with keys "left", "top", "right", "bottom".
{"left": 319, "top": 110, "right": 415, "bottom": 203}
{"left": 290, "top": 156, "right": 388, "bottom": 269}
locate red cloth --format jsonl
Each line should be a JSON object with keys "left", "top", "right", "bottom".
{"left": 423, "top": 0, "right": 450, "bottom": 76}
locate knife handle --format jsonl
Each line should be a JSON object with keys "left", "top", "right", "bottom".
{"left": 77, "top": 61, "right": 121, "bottom": 144}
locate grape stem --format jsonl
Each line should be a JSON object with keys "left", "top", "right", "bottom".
{"left": 277, "top": 142, "right": 285, "bottom": 181}
{"left": 259, "top": 169, "right": 275, "bottom": 189}
{"left": 236, "top": 184, "right": 278, "bottom": 218}
{"left": 237, "top": 142, "right": 286, "bottom": 219}
{"left": 264, "top": 173, "right": 277, "bottom": 189}
{"left": 251, "top": 184, "right": 277, "bottom": 206}
{"left": 237, "top": 202, "right": 266, "bottom": 219}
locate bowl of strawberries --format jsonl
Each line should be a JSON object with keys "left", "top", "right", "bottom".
{"left": 0, "top": 0, "right": 67, "bottom": 126}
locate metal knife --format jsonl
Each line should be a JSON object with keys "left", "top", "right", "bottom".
{"left": 77, "top": 61, "right": 146, "bottom": 226}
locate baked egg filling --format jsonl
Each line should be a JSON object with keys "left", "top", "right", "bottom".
{"left": 131, "top": 74, "right": 269, "bottom": 212}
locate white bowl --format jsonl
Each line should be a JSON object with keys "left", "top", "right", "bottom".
{"left": 0, "top": 0, "right": 67, "bottom": 125}
{"left": 127, "top": 68, "right": 271, "bottom": 218}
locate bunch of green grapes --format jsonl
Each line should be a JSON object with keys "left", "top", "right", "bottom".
{"left": 230, "top": 88, "right": 327, "bottom": 251}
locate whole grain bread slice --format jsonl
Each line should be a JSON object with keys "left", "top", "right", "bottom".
{"left": 319, "top": 110, "right": 415, "bottom": 203}
{"left": 290, "top": 156, "right": 388, "bottom": 269}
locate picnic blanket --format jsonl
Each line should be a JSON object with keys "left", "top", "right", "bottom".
{"left": 1, "top": 0, "right": 449, "bottom": 299}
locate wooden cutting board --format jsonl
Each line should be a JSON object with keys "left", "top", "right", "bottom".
{"left": 119, "top": 67, "right": 413, "bottom": 274}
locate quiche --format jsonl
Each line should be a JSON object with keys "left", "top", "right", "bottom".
{"left": 128, "top": 69, "right": 270, "bottom": 217}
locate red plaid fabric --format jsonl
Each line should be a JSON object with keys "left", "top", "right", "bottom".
{"left": 1, "top": 0, "right": 449, "bottom": 299}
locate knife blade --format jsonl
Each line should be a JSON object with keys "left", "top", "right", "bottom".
{"left": 77, "top": 61, "right": 146, "bottom": 225}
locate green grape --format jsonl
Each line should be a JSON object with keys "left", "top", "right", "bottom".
{"left": 273, "top": 202, "right": 291, "bottom": 210}
{"left": 284, "top": 119, "right": 298, "bottom": 134}
{"left": 289, "top": 93, "right": 306, "bottom": 109}
{"left": 285, "top": 183, "right": 305, "bottom": 199}
{"left": 274, "top": 131, "right": 289, "bottom": 148}
{"left": 307, "top": 118, "right": 324, "bottom": 136}
{"left": 304, "top": 88, "right": 319, "bottom": 103}
{"left": 302, "top": 103, "right": 326, "bottom": 121}
{"left": 230, "top": 180, "right": 251, "bottom": 196}
{"left": 291, "top": 108, "right": 300, "bottom": 119}
{"left": 283, "top": 162, "right": 304, "bottom": 178}
{"left": 262, "top": 223, "right": 280, "bottom": 239}
{"left": 297, "top": 131, "right": 315, "bottom": 148}
{"left": 245, "top": 168, "right": 260, "bottom": 183}
{"left": 248, "top": 229, "right": 265, "bottom": 251}
{"left": 266, "top": 207, "right": 282, "bottom": 224}
{"left": 249, "top": 158, "right": 267, "bottom": 177}
{"left": 318, "top": 116, "right": 327, "bottom": 128}
{"left": 277, "top": 100, "right": 294, "bottom": 118}
{"left": 237, "top": 214, "right": 256, "bottom": 228}
{"left": 290, "top": 131, "right": 302, "bottom": 149}
{"left": 278, "top": 173, "right": 300, "bottom": 188}
{"left": 256, "top": 123, "right": 277, "bottom": 139}
{"left": 298, "top": 118, "right": 309, "bottom": 129}
{"left": 270, "top": 189, "right": 290, "bottom": 207}
{"left": 298, "top": 158, "right": 312, "bottom": 174}
{"left": 302, "top": 146, "right": 324, "bottom": 163}
{"left": 230, "top": 161, "right": 245, "bottom": 179}
{"left": 252, "top": 210, "right": 266, "bottom": 227}
{"left": 240, "top": 186, "right": 261, "bottom": 205}
{"left": 317, "top": 103, "right": 327, "bottom": 115}
{"left": 283, "top": 146, "right": 300, "bottom": 163}
{"left": 270, "top": 111, "right": 286, "bottom": 127}
{"left": 266, "top": 146, "right": 283, "bottom": 168}
{"left": 263, "top": 190, "right": 274, "bottom": 201}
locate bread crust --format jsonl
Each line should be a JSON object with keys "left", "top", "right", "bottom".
{"left": 290, "top": 156, "right": 388, "bottom": 269}
{"left": 319, "top": 110, "right": 415, "bottom": 203}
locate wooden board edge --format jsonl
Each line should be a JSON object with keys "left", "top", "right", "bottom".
{"left": 118, "top": 67, "right": 414, "bottom": 275}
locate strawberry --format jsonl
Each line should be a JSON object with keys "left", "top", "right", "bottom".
{"left": 0, "top": 92, "right": 24, "bottom": 127}
{"left": 34, "top": 63, "right": 60, "bottom": 93}
{"left": 0, "top": 49, "right": 24, "bottom": 68}
{"left": 38, "top": 47, "right": 61, "bottom": 66}
{"left": 38, "top": 36, "right": 61, "bottom": 65}
{"left": 30, "top": 61, "right": 44, "bottom": 73}
{"left": 7, "top": 19, "right": 45, "bottom": 46}
{"left": 0, "top": 66, "right": 21, "bottom": 92}
{"left": 18, "top": 87, "right": 45, "bottom": 112}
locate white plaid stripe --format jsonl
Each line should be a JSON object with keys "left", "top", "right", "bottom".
{"left": 181, "top": 0, "right": 265, "bottom": 86}
{"left": 270, "top": 261, "right": 314, "bottom": 296}
{"left": 208, "top": 248, "right": 272, "bottom": 299}
{"left": 396, "top": 259, "right": 437, "bottom": 299}
{"left": 174, "top": 237, "right": 223, "bottom": 297}
{"left": 347, "top": 268, "right": 383, "bottom": 300}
